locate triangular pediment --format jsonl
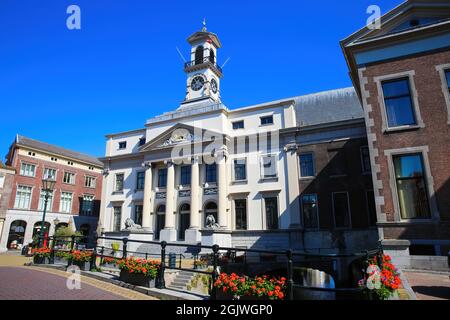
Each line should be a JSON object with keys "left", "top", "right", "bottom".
{"left": 343, "top": 0, "right": 450, "bottom": 46}
{"left": 139, "top": 123, "right": 227, "bottom": 152}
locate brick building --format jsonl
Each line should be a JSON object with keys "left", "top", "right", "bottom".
{"left": 0, "top": 161, "right": 15, "bottom": 245}
{"left": 342, "top": 0, "right": 450, "bottom": 266}
{"left": 0, "top": 135, "right": 103, "bottom": 252}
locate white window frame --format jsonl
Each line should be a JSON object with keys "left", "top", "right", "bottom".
{"left": 260, "top": 115, "right": 274, "bottom": 126}
{"left": 232, "top": 158, "right": 247, "bottom": 182}
{"left": 262, "top": 194, "right": 280, "bottom": 230}
{"left": 114, "top": 173, "right": 125, "bottom": 192}
{"left": 0, "top": 174, "right": 5, "bottom": 188}
{"left": 20, "top": 162, "right": 37, "bottom": 177}
{"left": 81, "top": 194, "right": 95, "bottom": 216}
{"left": 38, "top": 190, "right": 54, "bottom": 212}
{"left": 332, "top": 191, "right": 352, "bottom": 229}
{"left": 374, "top": 71, "right": 425, "bottom": 132}
{"left": 85, "top": 175, "right": 97, "bottom": 189}
{"left": 383, "top": 146, "right": 439, "bottom": 222}
{"left": 63, "top": 171, "right": 76, "bottom": 185}
{"left": 436, "top": 63, "right": 450, "bottom": 125}
{"left": 299, "top": 152, "right": 315, "bottom": 179}
{"left": 43, "top": 167, "right": 57, "bottom": 180}
{"left": 118, "top": 141, "right": 127, "bottom": 150}
{"left": 59, "top": 191, "right": 73, "bottom": 213}
{"left": 232, "top": 197, "right": 248, "bottom": 231}
{"left": 232, "top": 120, "right": 245, "bottom": 130}
{"left": 14, "top": 185, "right": 33, "bottom": 210}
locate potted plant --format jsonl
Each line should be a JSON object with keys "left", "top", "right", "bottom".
{"left": 101, "top": 257, "right": 118, "bottom": 269}
{"left": 70, "top": 250, "right": 93, "bottom": 271}
{"left": 53, "top": 250, "right": 71, "bottom": 265}
{"left": 358, "top": 254, "right": 401, "bottom": 300}
{"left": 213, "top": 273, "right": 286, "bottom": 300}
{"left": 117, "top": 257, "right": 160, "bottom": 288}
{"left": 32, "top": 247, "right": 52, "bottom": 264}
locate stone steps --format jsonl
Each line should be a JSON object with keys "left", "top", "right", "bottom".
{"left": 167, "top": 270, "right": 195, "bottom": 290}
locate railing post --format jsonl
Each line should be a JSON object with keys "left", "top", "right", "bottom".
{"left": 157, "top": 241, "right": 167, "bottom": 289}
{"left": 179, "top": 254, "right": 182, "bottom": 269}
{"left": 122, "top": 238, "right": 128, "bottom": 259}
{"left": 68, "top": 235, "right": 75, "bottom": 267}
{"left": 100, "top": 246, "right": 105, "bottom": 266}
{"left": 286, "top": 249, "right": 294, "bottom": 301}
{"left": 211, "top": 244, "right": 220, "bottom": 300}
{"left": 50, "top": 236, "right": 56, "bottom": 264}
{"left": 90, "top": 236, "right": 98, "bottom": 271}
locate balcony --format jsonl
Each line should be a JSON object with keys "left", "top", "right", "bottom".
{"left": 184, "top": 57, "right": 223, "bottom": 76}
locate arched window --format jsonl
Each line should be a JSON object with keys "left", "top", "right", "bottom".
{"left": 209, "top": 49, "right": 215, "bottom": 64}
{"left": 32, "top": 221, "right": 51, "bottom": 239}
{"left": 204, "top": 202, "right": 218, "bottom": 228}
{"left": 178, "top": 204, "right": 190, "bottom": 240}
{"left": 7, "top": 220, "right": 27, "bottom": 249}
{"left": 195, "top": 46, "right": 204, "bottom": 65}
{"left": 155, "top": 205, "right": 166, "bottom": 240}
{"left": 55, "top": 222, "right": 68, "bottom": 233}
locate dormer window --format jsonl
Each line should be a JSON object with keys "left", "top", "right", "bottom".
{"left": 195, "top": 46, "right": 204, "bottom": 65}
{"left": 118, "top": 141, "right": 127, "bottom": 150}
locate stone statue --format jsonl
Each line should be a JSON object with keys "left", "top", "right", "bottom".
{"left": 124, "top": 218, "right": 143, "bottom": 231}
{"left": 205, "top": 214, "right": 220, "bottom": 230}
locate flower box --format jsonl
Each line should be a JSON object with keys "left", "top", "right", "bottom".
{"left": 53, "top": 256, "right": 68, "bottom": 265}
{"left": 33, "top": 256, "right": 50, "bottom": 265}
{"left": 71, "top": 260, "right": 91, "bottom": 271}
{"left": 119, "top": 269, "right": 156, "bottom": 288}
{"left": 102, "top": 262, "right": 118, "bottom": 269}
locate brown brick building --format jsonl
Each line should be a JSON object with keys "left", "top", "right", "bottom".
{"left": 0, "top": 135, "right": 103, "bottom": 252}
{"left": 342, "top": 0, "right": 450, "bottom": 267}
{"left": 0, "top": 161, "right": 15, "bottom": 246}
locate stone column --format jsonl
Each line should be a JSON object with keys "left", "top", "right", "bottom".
{"left": 161, "top": 161, "right": 177, "bottom": 242}
{"left": 285, "top": 143, "right": 301, "bottom": 228}
{"left": 141, "top": 162, "right": 153, "bottom": 231}
{"left": 217, "top": 147, "right": 228, "bottom": 229}
{"left": 186, "top": 156, "right": 201, "bottom": 243}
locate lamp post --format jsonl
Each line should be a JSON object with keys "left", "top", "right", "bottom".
{"left": 38, "top": 178, "right": 56, "bottom": 248}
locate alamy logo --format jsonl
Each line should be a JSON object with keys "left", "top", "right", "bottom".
{"left": 67, "top": 5, "right": 81, "bottom": 30}
{"left": 366, "top": 5, "right": 381, "bottom": 30}
{"left": 66, "top": 265, "right": 82, "bottom": 290}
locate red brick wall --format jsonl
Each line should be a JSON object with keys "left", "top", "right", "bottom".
{"left": 361, "top": 49, "right": 450, "bottom": 238}
{"left": 8, "top": 150, "right": 102, "bottom": 216}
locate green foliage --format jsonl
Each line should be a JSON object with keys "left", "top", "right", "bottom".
{"left": 54, "top": 226, "right": 82, "bottom": 238}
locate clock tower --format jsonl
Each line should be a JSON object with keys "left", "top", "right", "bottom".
{"left": 180, "top": 21, "right": 223, "bottom": 107}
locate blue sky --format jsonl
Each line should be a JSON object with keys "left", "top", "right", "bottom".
{"left": 0, "top": 0, "right": 402, "bottom": 159}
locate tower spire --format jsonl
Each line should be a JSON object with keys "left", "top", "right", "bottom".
{"left": 202, "top": 18, "right": 207, "bottom": 32}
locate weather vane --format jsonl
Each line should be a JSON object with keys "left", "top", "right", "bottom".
{"left": 202, "top": 18, "right": 207, "bottom": 32}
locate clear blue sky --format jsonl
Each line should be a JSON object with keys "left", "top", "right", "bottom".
{"left": 0, "top": 0, "right": 402, "bottom": 159}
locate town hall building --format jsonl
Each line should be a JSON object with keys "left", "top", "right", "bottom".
{"left": 99, "top": 24, "right": 378, "bottom": 253}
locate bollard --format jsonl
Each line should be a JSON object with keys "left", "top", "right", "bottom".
{"left": 211, "top": 244, "right": 220, "bottom": 300}
{"left": 286, "top": 250, "right": 294, "bottom": 301}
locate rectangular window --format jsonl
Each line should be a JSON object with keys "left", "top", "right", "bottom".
{"left": 367, "top": 190, "right": 377, "bottom": 227}
{"left": 260, "top": 115, "right": 274, "bottom": 126}
{"left": 445, "top": 70, "right": 450, "bottom": 98}
{"left": 302, "top": 194, "right": 319, "bottom": 229}
{"left": 38, "top": 190, "right": 53, "bottom": 212}
{"left": 0, "top": 175, "right": 4, "bottom": 188}
{"left": 134, "top": 205, "right": 143, "bottom": 226}
{"left": 393, "top": 153, "right": 430, "bottom": 219}
{"left": 14, "top": 185, "right": 32, "bottom": 209}
{"left": 234, "top": 159, "right": 247, "bottom": 181}
{"left": 20, "top": 162, "right": 36, "bottom": 177}
{"left": 333, "top": 192, "right": 351, "bottom": 228}
{"left": 299, "top": 153, "right": 315, "bottom": 177}
{"left": 81, "top": 195, "right": 95, "bottom": 216}
{"left": 43, "top": 168, "right": 57, "bottom": 180}
{"left": 115, "top": 173, "right": 124, "bottom": 192}
{"left": 63, "top": 172, "right": 75, "bottom": 184}
{"left": 265, "top": 197, "right": 279, "bottom": 230}
{"left": 139, "top": 137, "right": 146, "bottom": 146}
{"left": 85, "top": 176, "right": 96, "bottom": 188}
{"left": 180, "top": 166, "right": 192, "bottom": 185}
{"left": 205, "top": 164, "right": 217, "bottom": 183}
{"left": 361, "top": 146, "right": 371, "bottom": 173}
{"left": 118, "top": 141, "right": 127, "bottom": 149}
{"left": 136, "top": 172, "right": 145, "bottom": 190}
{"left": 113, "top": 206, "right": 122, "bottom": 232}
{"left": 235, "top": 199, "right": 247, "bottom": 230}
{"left": 261, "top": 155, "right": 277, "bottom": 178}
{"left": 382, "top": 78, "right": 417, "bottom": 128}
{"left": 158, "top": 168, "right": 167, "bottom": 188}
{"left": 60, "top": 192, "right": 73, "bottom": 213}
{"left": 232, "top": 121, "right": 244, "bottom": 130}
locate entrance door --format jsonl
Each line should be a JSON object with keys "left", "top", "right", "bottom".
{"left": 178, "top": 204, "right": 190, "bottom": 241}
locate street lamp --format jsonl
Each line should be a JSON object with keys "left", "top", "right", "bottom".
{"left": 38, "top": 177, "right": 56, "bottom": 248}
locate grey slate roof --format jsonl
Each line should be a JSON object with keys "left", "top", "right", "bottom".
{"left": 293, "top": 87, "right": 363, "bottom": 127}
{"left": 15, "top": 135, "right": 103, "bottom": 167}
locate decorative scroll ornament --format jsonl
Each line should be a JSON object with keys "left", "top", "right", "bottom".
{"left": 161, "top": 131, "right": 201, "bottom": 147}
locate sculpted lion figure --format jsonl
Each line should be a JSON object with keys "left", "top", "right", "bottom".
{"left": 124, "top": 218, "right": 142, "bottom": 231}
{"left": 205, "top": 214, "right": 220, "bottom": 230}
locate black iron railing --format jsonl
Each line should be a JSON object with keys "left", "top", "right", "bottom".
{"left": 184, "top": 57, "right": 222, "bottom": 74}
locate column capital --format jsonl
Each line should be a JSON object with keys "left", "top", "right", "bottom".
{"left": 284, "top": 143, "right": 299, "bottom": 153}
{"left": 215, "top": 145, "right": 229, "bottom": 160}
{"left": 164, "top": 159, "right": 175, "bottom": 167}
{"left": 143, "top": 161, "right": 154, "bottom": 169}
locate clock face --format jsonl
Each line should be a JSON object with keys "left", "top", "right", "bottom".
{"left": 191, "top": 76, "right": 205, "bottom": 91}
{"left": 210, "top": 78, "right": 218, "bottom": 94}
